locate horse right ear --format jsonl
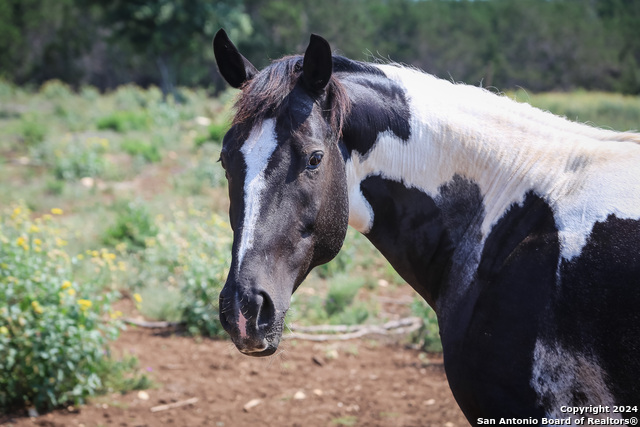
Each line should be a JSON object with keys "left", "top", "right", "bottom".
{"left": 213, "top": 29, "right": 258, "bottom": 89}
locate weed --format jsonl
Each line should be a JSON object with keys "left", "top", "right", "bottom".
{"left": 47, "top": 136, "right": 110, "bottom": 181}
{"left": 127, "top": 207, "right": 232, "bottom": 336}
{"left": 97, "top": 355, "right": 153, "bottom": 395}
{"left": 325, "top": 275, "right": 365, "bottom": 318}
{"left": 332, "top": 416, "right": 358, "bottom": 426}
{"left": 19, "top": 114, "right": 46, "bottom": 147}
{"left": 96, "top": 111, "right": 150, "bottom": 133}
{"left": 39, "top": 80, "right": 73, "bottom": 100}
{"left": 411, "top": 298, "right": 442, "bottom": 353}
{"left": 194, "top": 122, "right": 230, "bottom": 147}
{"left": 102, "top": 201, "right": 158, "bottom": 251}
{"left": 121, "top": 139, "right": 162, "bottom": 163}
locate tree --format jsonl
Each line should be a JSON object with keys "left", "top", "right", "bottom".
{"left": 96, "top": 0, "right": 252, "bottom": 97}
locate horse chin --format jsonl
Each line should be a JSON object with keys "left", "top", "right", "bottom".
{"left": 234, "top": 335, "right": 281, "bottom": 357}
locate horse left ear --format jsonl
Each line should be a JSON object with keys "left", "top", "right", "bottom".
{"left": 302, "top": 34, "right": 333, "bottom": 92}
{"left": 213, "top": 29, "right": 258, "bottom": 89}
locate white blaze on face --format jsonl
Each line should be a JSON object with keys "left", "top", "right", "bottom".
{"left": 237, "top": 119, "right": 278, "bottom": 273}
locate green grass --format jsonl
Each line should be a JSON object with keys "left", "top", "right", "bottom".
{"left": 510, "top": 89, "right": 640, "bottom": 132}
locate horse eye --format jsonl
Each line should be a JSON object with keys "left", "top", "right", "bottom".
{"left": 307, "top": 151, "right": 324, "bottom": 169}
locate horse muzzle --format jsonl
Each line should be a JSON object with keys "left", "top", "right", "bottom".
{"left": 218, "top": 284, "right": 284, "bottom": 357}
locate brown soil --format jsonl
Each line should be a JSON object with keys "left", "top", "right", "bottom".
{"left": 2, "top": 327, "right": 468, "bottom": 427}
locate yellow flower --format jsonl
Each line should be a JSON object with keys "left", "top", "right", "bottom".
{"left": 76, "top": 254, "right": 84, "bottom": 260}
{"left": 67, "top": 288, "right": 76, "bottom": 296}
{"left": 77, "top": 299, "right": 92, "bottom": 311}
{"left": 16, "top": 236, "right": 26, "bottom": 246}
{"left": 29, "top": 225, "right": 40, "bottom": 233}
{"left": 61, "top": 280, "right": 72, "bottom": 290}
{"left": 133, "top": 293, "right": 142, "bottom": 303}
{"left": 55, "top": 237, "right": 67, "bottom": 247}
{"left": 34, "top": 238, "right": 42, "bottom": 246}
{"left": 0, "top": 326, "right": 8, "bottom": 335}
{"left": 110, "top": 310, "right": 123, "bottom": 319}
{"left": 51, "top": 208, "right": 63, "bottom": 215}
{"left": 12, "top": 207, "right": 21, "bottom": 217}
{"left": 31, "top": 301, "right": 44, "bottom": 314}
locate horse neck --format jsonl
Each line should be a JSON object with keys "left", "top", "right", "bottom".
{"left": 347, "top": 64, "right": 634, "bottom": 237}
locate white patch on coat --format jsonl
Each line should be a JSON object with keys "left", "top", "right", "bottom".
{"left": 345, "top": 64, "right": 640, "bottom": 263}
{"left": 531, "top": 339, "right": 621, "bottom": 424}
{"left": 237, "top": 119, "right": 278, "bottom": 272}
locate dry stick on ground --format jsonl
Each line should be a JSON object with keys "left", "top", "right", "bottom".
{"left": 123, "top": 316, "right": 424, "bottom": 342}
{"left": 284, "top": 317, "right": 423, "bottom": 342}
{"left": 150, "top": 397, "right": 199, "bottom": 413}
{"left": 124, "top": 318, "right": 183, "bottom": 328}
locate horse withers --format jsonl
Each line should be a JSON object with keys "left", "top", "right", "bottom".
{"left": 213, "top": 29, "right": 640, "bottom": 422}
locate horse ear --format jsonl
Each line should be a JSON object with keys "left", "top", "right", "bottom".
{"left": 213, "top": 29, "right": 258, "bottom": 89}
{"left": 302, "top": 34, "right": 333, "bottom": 92}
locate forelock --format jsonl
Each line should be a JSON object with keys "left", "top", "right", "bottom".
{"left": 232, "top": 55, "right": 351, "bottom": 142}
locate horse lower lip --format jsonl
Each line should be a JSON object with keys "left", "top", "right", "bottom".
{"left": 239, "top": 345, "right": 277, "bottom": 357}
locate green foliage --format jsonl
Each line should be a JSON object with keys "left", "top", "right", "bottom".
{"left": 411, "top": 298, "right": 442, "bottom": 353}
{"left": 325, "top": 276, "right": 365, "bottom": 318}
{"left": 98, "top": 0, "right": 252, "bottom": 95}
{"left": 97, "top": 355, "right": 153, "bottom": 395}
{"left": 39, "top": 80, "right": 73, "bottom": 100}
{"left": 19, "top": 114, "right": 46, "bottom": 147}
{"left": 194, "top": 122, "right": 230, "bottom": 147}
{"left": 96, "top": 110, "right": 150, "bottom": 133}
{"left": 2, "top": 0, "right": 640, "bottom": 94}
{"left": 129, "top": 207, "right": 232, "bottom": 336}
{"left": 172, "top": 145, "right": 226, "bottom": 195}
{"left": 121, "top": 139, "right": 162, "bottom": 163}
{"left": 511, "top": 90, "right": 640, "bottom": 132}
{"left": 0, "top": 203, "right": 123, "bottom": 412}
{"left": 315, "top": 242, "right": 355, "bottom": 280}
{"left": 46, "top": 136, "right": 110, "bottom": 181}
{"left": 103, "top": 201, "right": 158, "bottom": 251}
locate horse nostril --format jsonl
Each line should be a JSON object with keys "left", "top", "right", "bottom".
{"left": 256, "top": 290, "right": 276, "bottom": 329}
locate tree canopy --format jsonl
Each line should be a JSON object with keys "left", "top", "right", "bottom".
{"left": 0, "top": 0, "right": 638, "bottom": 94}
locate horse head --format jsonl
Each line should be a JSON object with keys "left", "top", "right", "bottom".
{"left": 213, "top": 29, "right": 349, "bottom": 356}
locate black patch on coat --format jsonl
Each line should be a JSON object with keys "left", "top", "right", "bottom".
{"left": 555, "top": 215, "right": 640, "bottom": 406}
{"left": 359, "top": 176, "right": 452, "bottom": 306}
{"left": 439, "top": 192, "right": 557, "bottom": 420}
{"left": 340, "top": 73, "right": 411, "bottom": 158}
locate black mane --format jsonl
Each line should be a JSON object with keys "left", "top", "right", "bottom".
{"left": 232, "top": 55, "right": 382, "bottom": 139}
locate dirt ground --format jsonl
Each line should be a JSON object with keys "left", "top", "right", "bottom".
{"left": 1, "top": 326, "right": 468, "bottom": 427}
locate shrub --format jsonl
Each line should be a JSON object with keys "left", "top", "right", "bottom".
{"left": 325, "top": 276, "right": 365, "bottom": 318}
{"left": 171, "top": 145, "right": 226, "bottom": 195}
{"left": 130, "top": 207, "right": 232, "bottom": 336}
{"left": 96, "top": 110, "right": 150, "bottom": 133}
{"left": 410, "top": 298, "right": 442, "bottom": 353}
{"left": 48, "top": 136, "right": 109, "bottom": 181}
{"left": 120, "top": 139, "right": 162, "bottom": 163}
{"left": 194, "top": 122, "right": 229, "bottom": 147}
{"left": 19, "top": 114, "right": 46, "bottom": 147}
{"left": 39, "top": 80, "right": 73, "bottom": 101}
{"left": 103, "top": 201, "right": 158, "bottom": 251}
{"left": 0, "top": 203, "right": 124, "bottom": 412}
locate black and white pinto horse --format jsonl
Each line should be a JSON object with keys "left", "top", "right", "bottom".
{"left": 213, "top": 29, "right": 640, "bottom": 423}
